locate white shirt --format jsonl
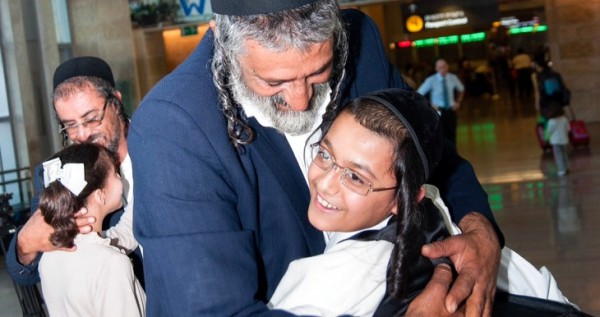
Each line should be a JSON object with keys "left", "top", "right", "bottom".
{"left": 103, "top": 154, "right": 138, "bottom": 253}
{"left": 269, "top": 185, "right": 575, "bottom": 315}
{"left": 417, "top": 73, "right": 464, "bottom": 109}
{"left": 269, "top": 237, "right": 392, "bottom": 316}
{"left": 39, "top": 233, "right": 146, "bottom": 317}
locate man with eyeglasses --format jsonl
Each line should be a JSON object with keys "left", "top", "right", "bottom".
{"left": 129, "top": 0, "right": 504, "bottom": 315}
{"left": 5, "top": 56, "right": 143, "bottom": 287}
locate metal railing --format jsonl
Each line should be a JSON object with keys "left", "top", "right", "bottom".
{"left": 0, "top": 167, "right": 32, "bottom": 223}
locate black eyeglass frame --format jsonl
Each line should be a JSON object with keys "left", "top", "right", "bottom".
{"left": 58, "top": 96, "right": 111, "bottom": 136}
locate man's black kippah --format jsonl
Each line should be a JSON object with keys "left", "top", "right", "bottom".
{"left": 212, "top": 0, "right": 319, "bottom": 16}
{"left": 53, "top": 56, "right": 115, "bottom": 90}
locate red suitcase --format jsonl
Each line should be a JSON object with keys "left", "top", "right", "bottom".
{"left": 569, "top": 120, "right": 590, "bottom": 146}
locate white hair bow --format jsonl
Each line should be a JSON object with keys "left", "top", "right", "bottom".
{"left": 42, "top": 157, "right": 88, "bottom": 196}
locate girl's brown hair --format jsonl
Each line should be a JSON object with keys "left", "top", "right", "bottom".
{"left": 40, "top": 143, "right": 119, "bottom": 248}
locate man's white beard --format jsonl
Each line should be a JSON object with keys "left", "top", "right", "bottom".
{"left": 231, "top": 76, "right": 330, "bottom": 136}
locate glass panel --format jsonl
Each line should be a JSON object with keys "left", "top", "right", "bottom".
{"left": 0, "top": 123, "right": 16, "bottom": 171}
{"left": 0, "top": 48, "right": 9, "bottom": 117}
{"left": 0, "top": 48, "right": 26, "bottom": 211}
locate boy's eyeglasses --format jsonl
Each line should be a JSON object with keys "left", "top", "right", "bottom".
{"left": 310, "top": 143, "right": 396, "bottom": 196}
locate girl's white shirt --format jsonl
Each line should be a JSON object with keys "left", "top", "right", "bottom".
{"left": 39, "top": 233, "right": 146, "bottom": 317}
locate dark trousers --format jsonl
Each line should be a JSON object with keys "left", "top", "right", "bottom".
{"left": 517, "top": 68, "right": 533, "bottom": 98}
{"left": 440, "top": 108, "right": 457, "bottom": 145}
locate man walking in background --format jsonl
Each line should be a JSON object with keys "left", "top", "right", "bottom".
{"left": 418, "top": 58, "right": 465, "bottom": 145}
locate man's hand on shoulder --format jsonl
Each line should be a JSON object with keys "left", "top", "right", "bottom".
{"left": 17, "top": 207, "right": 95, "bottom": 265}
{"left": 421, "top": 212, "right": 501, "bottom": 317}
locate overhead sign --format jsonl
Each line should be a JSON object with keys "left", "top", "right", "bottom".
{"left": 402, "top": 0, "right": 499, "bottom": 34}
{"left": 423, "top": 10, "right": 468, "bottom": 29}
{"left": 177, "top": 0, "right": 213, "bottom": 22}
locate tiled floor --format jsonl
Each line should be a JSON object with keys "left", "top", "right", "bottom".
{"left": 0, "top": 258, "right": 22, "bottom": 317}
{"left": 1, "top": 91, "right": 599, "bottom": 316}
{"left": 457, "top": 92, "right": 600, "bottom": 316}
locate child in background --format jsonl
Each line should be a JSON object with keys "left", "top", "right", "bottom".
{"left": 38, "top": 143, "right": 145, "bottom": 317}
{"left": 269, "top": 89, "right": 577, "bottom": 316}
{"left": 545, "top": 101, "right": 571, "bottom": 176}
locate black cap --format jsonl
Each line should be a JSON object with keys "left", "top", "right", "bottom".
{"left": 53, "top": 56, "right": 115, "bottom": 90}
{"left": 361, "top": 89, "right": 444, "bottom": 180}
{"left": 212, "top": 0, "right": 319, "bottom": 16}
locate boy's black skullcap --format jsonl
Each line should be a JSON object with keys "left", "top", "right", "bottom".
{"left": 212, "top": 0, "right": 319, "bottom": 16}
{"left": 53, "top": 56, "right": 115, "bottom": 90}
{"left": 360, "top": 88, "right": 444, "bottom": 180}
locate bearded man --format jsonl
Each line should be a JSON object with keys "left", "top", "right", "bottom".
{"left": 129, "top": 0, "right": 503, "bottom": 315}
{"left": 7, "top": 56, "right": 143, "bottom": 285}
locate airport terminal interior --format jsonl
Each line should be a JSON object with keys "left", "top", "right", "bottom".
{"left": 2, "top": 0, "right": 600, "bottom": 316}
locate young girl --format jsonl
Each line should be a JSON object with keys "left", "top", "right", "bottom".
{"left": 545, "top": 101, "right": 571, "bottom": 176}
{"left": 38, "top": 143, "right": 145, "bottom": 317}
{"left": 268, "top": 89, "right": 577, "bottom": 316}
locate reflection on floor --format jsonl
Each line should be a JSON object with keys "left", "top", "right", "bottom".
{"left": 457, "top": 92, "right": 600, "bottom": 316}
{"left": 1, "top": 92, "right": 599, "bottom": 316}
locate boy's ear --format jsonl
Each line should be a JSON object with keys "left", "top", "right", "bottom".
{"left": 390, "top": 187, "right": 427, "bottom": 215}
{"left": 417, "top": 186, "right": 426, "bottom": 202}
{"left": 391, "top": 202, "right": 398, "bottom": 215}
{"left": 209, "top": 20, "right": 216, "bottom": 31}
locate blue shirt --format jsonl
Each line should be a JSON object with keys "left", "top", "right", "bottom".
{"left": 417, "top": 73, "right": 464, "bottom": 109}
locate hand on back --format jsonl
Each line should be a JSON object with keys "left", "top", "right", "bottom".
{"left": 415, "top": 212, "right": 500, "bottom": 317}
{"left": 17, "top": 207, "right": 95, "bottom": 265}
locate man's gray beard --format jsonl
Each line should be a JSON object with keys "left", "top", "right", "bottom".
{"left": 230, "top": 77, "right": 330, "bottom": 136}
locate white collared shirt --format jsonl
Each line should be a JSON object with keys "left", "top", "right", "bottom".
{"left": 103, "top": 153, "right": 139, "bottom": 253}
